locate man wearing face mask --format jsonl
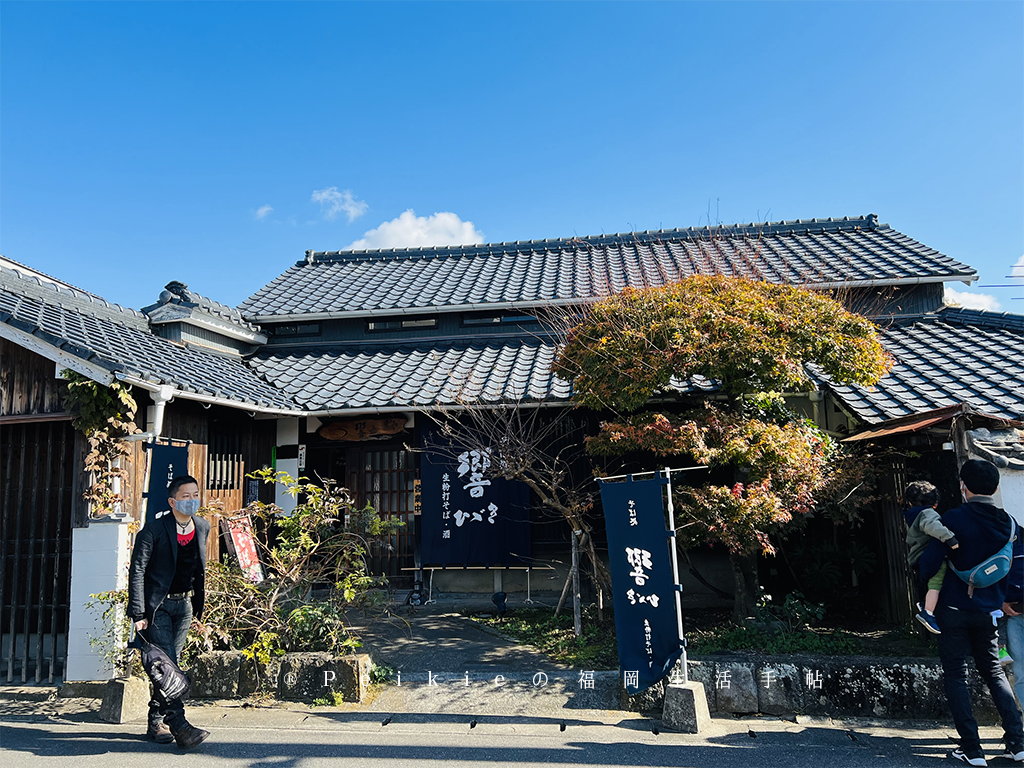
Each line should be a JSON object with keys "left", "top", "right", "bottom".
{"left": 128, "top": 474, "right": 210, "bottom": 749}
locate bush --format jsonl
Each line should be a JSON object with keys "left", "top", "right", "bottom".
{"left": 688, "top": 624, "right": 863, "bottom": 655}
{"left": 184, "top": 469, "right": 401, "bottom": 668}
{"left": 286, "top": 603, "right": 360, "bottom": 653}
{"left": 85, "top": 589, "right": 141, "bottom": 677}
{"left": 472, "top": 606, "right": 618, "bottom": 668}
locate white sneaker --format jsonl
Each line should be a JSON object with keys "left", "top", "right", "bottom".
{"left": 1000, "top": 747, "right": 1024, "bottom": 762}
{"left": 950, "top": 748, "right": 987, "bottom": 766}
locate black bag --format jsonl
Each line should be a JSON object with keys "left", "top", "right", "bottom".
{"left": 129, "top": 630, "right": 191, "bottom": 702}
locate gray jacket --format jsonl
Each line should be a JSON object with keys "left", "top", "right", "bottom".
{"left": 906, "top": 506, "right": 957, "bottom": 565}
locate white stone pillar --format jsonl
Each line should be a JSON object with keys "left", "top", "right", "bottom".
{"left": 64, "top": 519, "right": 131, "bottom": 682}
{"left": 275, "top": 418, "right": 300, "bottom": 514}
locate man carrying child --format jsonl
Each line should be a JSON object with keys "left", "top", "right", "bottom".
{"left": 919, "top": 459, "right": 1023, "bottom": 766}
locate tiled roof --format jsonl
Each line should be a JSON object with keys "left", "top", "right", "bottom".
{"left": 0, "top": 264, "right": 299, "bottom": 411}
{"left": 239, "top": 215, "right": 978, "bottom": 319}
{"left": 250, "top": 339, "right": 721, "bottom": 411}
{"left": 142, "top": 281, "right": 262, "bottom": 334}
{"left": 823, "top": 308, "right": 1024, "bottom": 424}
{"left": 250, "top": 340, "right": 573, "bottom": 410}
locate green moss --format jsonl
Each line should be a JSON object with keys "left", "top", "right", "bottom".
{"left": 470, "top": 607, "right": 618, "bottom": 669}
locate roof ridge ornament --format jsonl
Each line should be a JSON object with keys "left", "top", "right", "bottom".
{"left": 165, "top": 281, "right": 193, "bottom": 301}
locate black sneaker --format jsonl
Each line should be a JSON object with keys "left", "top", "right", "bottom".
{"left": 950, "top": 748, "right": 987, "bottom": 766}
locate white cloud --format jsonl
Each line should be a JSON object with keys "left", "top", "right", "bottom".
{"left": 311, "top": 187, "right": 368, "bottom": 222}
{"left": 254, "top": 204, "right": 274, "bottom": 220}
{"left": 944, "top": 287, "right": 1001, "bottom": 312}
{"left": 346, "top": 210, "right": 484, "bottom": 251}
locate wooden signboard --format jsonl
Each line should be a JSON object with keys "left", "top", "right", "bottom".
{"left": 222, "top": 515, "right": 264, "bottom": 583}
{"left": 318, "top": 416, "right": 407, "bottom": 442}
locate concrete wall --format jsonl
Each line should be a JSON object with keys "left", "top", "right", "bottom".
{"left": 620, "top": 655, "right": 1004, "bottom": 722}
{"left": 994, "top": 469, "right": 1024, "bottom": 524}
{"left": 275, "top": 418, "right": 300, "bottom": 514}
{"left": 65, "top": 519, "right": 131, "bottom": 682}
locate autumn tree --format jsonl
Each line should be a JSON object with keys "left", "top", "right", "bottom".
{"left": 553, "top": 275, "right": 892, "bottom": 621}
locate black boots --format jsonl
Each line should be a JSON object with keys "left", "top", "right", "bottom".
{"left": 151, "top": 695, "right": 207, "bottom": 750}
{"left": 146, "top": 702, "right": 174, "bottom": 744}
{"left": 146, "top": 715, "right": 173, "bottom": 744}
{"left": 172, "top": 722, "right": 210, "bottom": 750}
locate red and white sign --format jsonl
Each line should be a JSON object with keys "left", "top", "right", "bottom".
{"left": 226, "top": 515, "right": 264, "bottom": 583}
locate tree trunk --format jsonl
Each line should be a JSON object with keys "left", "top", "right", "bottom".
{"left": 555, "top": 568, "right": 573, "bottom": 616}
{"left": 729, "top": 550, "right": 760, "bottom": 624}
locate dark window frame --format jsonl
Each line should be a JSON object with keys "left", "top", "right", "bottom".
{"left": 366, "top": 316, "right": 438, "bottom": 332}
{"left": 272, "top": 322, "right": 321, "bottom": 337}
{"left": 462, "top": 312, "right": 539, "bottom": 327}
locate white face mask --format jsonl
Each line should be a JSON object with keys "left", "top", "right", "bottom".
{"left": 174, "top": 498, "right": 201, "bottom": 517}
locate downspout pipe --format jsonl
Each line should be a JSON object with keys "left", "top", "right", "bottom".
{"left": 123, "top": 385, "right": 175, "bottom": 442}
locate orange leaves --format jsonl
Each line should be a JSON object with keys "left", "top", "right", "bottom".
{"left": 589, "top": 403, "right": 836, "bottom": 557}
{"left": 554, "top": 275, "right": 892, "bottom": 411}
{"left": 557, "top": 275, "right": 881, "bottom": 557}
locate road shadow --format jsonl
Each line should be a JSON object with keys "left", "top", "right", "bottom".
{"left": 0, "top": 721, "right": 991, "bottom": 767}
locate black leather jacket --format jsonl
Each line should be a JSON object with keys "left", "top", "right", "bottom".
{"left": 128, "top": 512, "right": 209, "bottom": 623}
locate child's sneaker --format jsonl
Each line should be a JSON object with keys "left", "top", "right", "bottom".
{"left": 999, "top": 646, "right": 1013, "bottom": 667}
{"left": 916, "top": 609, "right": 941, "bottom": 635}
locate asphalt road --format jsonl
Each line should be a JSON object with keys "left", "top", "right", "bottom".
{"left": 0, "top": 702, "right": 1006, "bottom": 768}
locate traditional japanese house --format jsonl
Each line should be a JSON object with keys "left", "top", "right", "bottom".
{"left": 3, "top": 214, "right": 1023, "bottom": 681}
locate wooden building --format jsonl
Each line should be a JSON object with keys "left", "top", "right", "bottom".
{"left": 3, "top": 215, "right": 1024, "bottom": 680}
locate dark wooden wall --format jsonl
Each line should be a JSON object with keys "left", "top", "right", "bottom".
{"left": 0, "top": 339, "right": 71, "bottom": 418}
{"left": 0, "top": 343, "right": 78, "bottom": 681}
{"left": 158, "top": 399, "right": 275, "bottom": 563}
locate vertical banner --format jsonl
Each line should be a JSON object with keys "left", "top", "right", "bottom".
{"left": 419, "top": 423, "right": 531, "bottom": 566}
{"left": 598, "top": 476, "right": 683, "bottom": 695}
{"left": 146, "top": 443, "right": 189, "bottom": 524}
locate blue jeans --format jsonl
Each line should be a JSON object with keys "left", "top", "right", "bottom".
{"left": 147, "top": 596, "right": 192, "bottom": 664}
{"left": 1006, "top": 614, "right": 1024, "bottom": 709}
{"left": 144, "top": 596, "right": 192, "bottom": 731}
{"left": 937, "top": 604, "right": 1024, "bottom": 753}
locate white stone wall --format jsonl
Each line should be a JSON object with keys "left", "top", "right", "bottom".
{"left": 64, "top": 519, "right": 131, "bottom": 682}
{"left": 994, "top": 469, "right": 1024, "bottom": 526}
{"left": 275, "top": 418, "right": 300, "bottom": 514}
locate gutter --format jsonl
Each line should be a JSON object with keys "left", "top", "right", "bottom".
{"left": 247, "top": 298, "right": 587, "bottom": 324}
{"left": 245, "top": 274, "right": 978, "bottom": 324}
{"left": 113, "top": 373, "right": 308, "bottom": 420}
{"left": 251, "top": 399, "right": 570, "bottom": 420}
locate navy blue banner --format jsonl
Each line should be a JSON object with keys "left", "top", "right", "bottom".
{"left": 598, "top": 476, "right": 682, "bottom": 694}
{"left": 146, "top": 443, "right": 189, "bottom": 523}
{"left": 419, "top": 425, "right": 531, "bottom": 567}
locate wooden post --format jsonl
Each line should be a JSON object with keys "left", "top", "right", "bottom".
{"left": 572, "top": 530, "right": 582, "bottom": 638}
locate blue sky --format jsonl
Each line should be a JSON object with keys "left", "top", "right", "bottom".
{"left": 2, "top": 1, "right": 1021, "bottom": 312}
